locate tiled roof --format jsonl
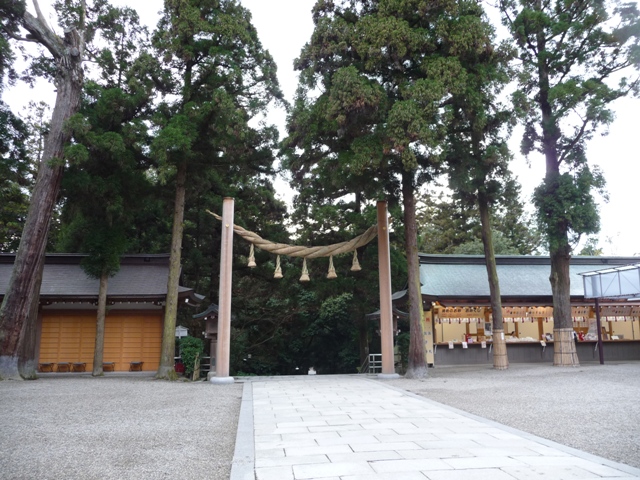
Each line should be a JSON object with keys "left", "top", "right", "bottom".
{"left": 0, "top": 254, "right": 196, "bottom": 301}
{"left": 193, "top": 303, "right": 219, "bottom": 319}
{"left": 418, "top": 254, "right": 640, "bottom": 302}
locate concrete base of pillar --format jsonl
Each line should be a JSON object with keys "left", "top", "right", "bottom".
{"left": 209, "top": 375, "right": 234, "bottom": 384}
{"left": 377, "top": 373, "right": 400, "bottom": 380}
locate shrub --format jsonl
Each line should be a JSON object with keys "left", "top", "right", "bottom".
{"left": 179, "top": 336, "right": 204, "bottom": 378}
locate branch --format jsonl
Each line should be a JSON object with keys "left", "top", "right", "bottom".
{"left": 21, "top": 10, "right": 65, "bottom": 58}
{"left": 1, "top": 25, "right": 37, "bottom": 43}
{"left": 80, "top": 0, "right": 86, "bottom": 32}
{"left": 558, "top": 115, "right": 589, "bottom": 164}
{"left": 20, "top": 1, "right": 85, "bottom": 61}
{"left": 32, "top": 0, "right": 46, "bottom": 24}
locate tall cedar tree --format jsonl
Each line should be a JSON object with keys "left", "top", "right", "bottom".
{"left": 286, "top": 0, "right": 495, "bottom": 377}
{"left": 444, "top": 7, "right": 515, "bottom": 368}
{"left": 151, "top": 0, "right": 283, "bottom": 378}
{"left": 0, "top": 0, "right": 87, "bottom": 379}
{"left": 499, "top": 0, "right": 640, "bottom": 365}
{"left": 56, "top": 5, "right": 157, "bottom": 376}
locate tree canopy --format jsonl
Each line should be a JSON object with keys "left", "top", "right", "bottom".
{"left": 2, "top": 0, "right": 636, "bottom": 378}
{"left": 500, "top": 0, "right": 640, "bottom": 365}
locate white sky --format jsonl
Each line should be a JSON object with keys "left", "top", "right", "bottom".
{"left": 5, "top": 0, "right": 640, "bottom": 256}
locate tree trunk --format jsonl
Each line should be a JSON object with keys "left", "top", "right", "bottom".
{"left": 156, "top": 160, "right": 187, "bottom": 379}
{"left": 0, "top": 15, "right": 84, "bottom": 380}
{"left": 354, "top": 195, "right": 369, "bottom": 369}
{"left": 357, "top": 317, "right": 369, "bottom": 369}
{"left": 17, "top": 259, "right": 45, "bottom": 379}
{"left": 551, "top": 243, "right": 579, "bottom": 366}
{"left": 402, "top": 172, "right": 427, "bottom": 379}
{"left": 478, "top": 194, "right": 508, "bottom": 370}
{"left": 92, "top": 272, "right": 108, "bottom": 376}
{"left": 534, "top": 0, "right": 578, "bottom": 367}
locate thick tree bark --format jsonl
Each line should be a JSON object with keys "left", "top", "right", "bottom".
{"left": 478, "top": 194, "right": 508, "bottom": 370}
{"left": 542, "top": 101, "right": 578, "bottom": 365}
{"left": 402, "top": 172, "right": 427, "bottom": 379}
{"left": 544, "top": 176, "right": 578, "bottom": 365}
{"left": 17, "top": 259, "right": 45, "bottom": 379}
{"left": 156, "top": 160, "right": 187, "bottom": 379}
{"left": 92, "top": 273, "right": 108, "bottom": 376}
{"left": 534, "top": 1, "right": 578, "bottom": 366}
{"left": 551, "top": 242, "right": 579, "bottom": 365}
{"left": 0, "top": 9, "right": 84, "bottom": 380}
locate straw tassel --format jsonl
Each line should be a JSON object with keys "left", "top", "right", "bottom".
{"left": 274, "top": 255, "right": 283, "bottom": 279}
{"left": 350, "top": 250, "right": 361, "bottom": 271}
{"left": 247, "top": 243, "right": 256, "bottom": 268}
{"left": 300, "top": 258, "right": 310, "bottom": 282}
{"left": 327, "top": 255, "right": 337, "bottom": 279}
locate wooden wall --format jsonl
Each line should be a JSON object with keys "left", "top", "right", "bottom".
{"left": 39, "top": 311, "right": 162, "bottom": 371}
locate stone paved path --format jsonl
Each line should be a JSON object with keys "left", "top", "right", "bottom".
{"left": 233, "top": 376, "right": 640, "bottom": 480}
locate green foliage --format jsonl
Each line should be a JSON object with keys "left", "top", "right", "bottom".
{"left": 55, "top": 6, "right": 157, "bottom": 280}
{"left": 179, "top": 336, "right": 203, "bottom": 378}
{"left": 500, "top": 0, "right": 640, "bottom": 250}
{"left": 225, "top": 229, "right": 402, "bottom": 376}
{"left": 533, "top": 167, "right": 605, "bottom": 251}
{"left": 453, "top": 232, "right": 521, "bottom": 255}
{"left": 150, "top": 0, "right": 286, "bottom": 275}
{"left": 417, "top": 190, "right": 542, "bottom": 255}
{"left": 0, "top": 102, "right": 29, "bottom": 252}
{"left": 0, "top": 0, "right": 24, "bottom": 90}
{"left": 396, "top": 331, "right": 410, "bottom": 374}
{"left": 147, "top": 0, "right": 292, "bottom": 375}
{"left": 0, "top": 101, "right": 52, "bottom": 253}
{"left": 579, "top": 237, "right": 603, "bottom": 256}
{"left": 286, "top": 0, "right": 493, "bottom": 193}
{"left": 283, "top": 0, "right": 501, "bottom": 375}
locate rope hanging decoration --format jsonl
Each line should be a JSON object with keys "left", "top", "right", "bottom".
{"left": 248, "top": 243, "right": 256, "bottom": 268}
{"left": 351, "top": 251, "right": 361, "bottom": 272}
{"left": 207, "top": 210, "right": 382, "bottom": 281}
{"left": 300, "top": 258, "right": 310, "bottom": 282}
{"left": 274, "top": 255, "right": 283, "bottom": 279}
{"left": 327, "top": 256, "right": 337, "bottom": 279}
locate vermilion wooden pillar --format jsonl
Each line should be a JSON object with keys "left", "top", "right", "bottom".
{"left": 377, "top": 201, "right": 398, "bottom": 378}
{"left": 211, "top": 197, "right": 234, "bottom": 384}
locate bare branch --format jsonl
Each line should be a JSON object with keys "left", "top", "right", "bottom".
{"left": 32, "top": 0, "right": 46, "bottom": 24}
{"left": 1, "top": 25, "right": 37, "bottom": 43}
{"left": 22, "top": 10, "right": 65, "bottom": 58}
{"left": 558, "top": 114, "right": 589, "bottom": 164}
{"left": 80, "top": 0, "right": 86, "bottom": 32}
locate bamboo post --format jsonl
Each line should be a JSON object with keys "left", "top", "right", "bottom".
{"left": 211, "top": 197, "right": 235, "bottom": 384}
{"left": 377, "top": 201, "right": 398, "bottom": 378}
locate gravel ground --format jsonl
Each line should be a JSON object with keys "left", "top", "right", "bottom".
{"left": 383, "top": 361, "right": 640, "bottom": 469}
{"left": 0, "top": 373, "right": 242, "bottom": 480}
{"left": 2, "top": 362, "right": 639, "bottom": 479}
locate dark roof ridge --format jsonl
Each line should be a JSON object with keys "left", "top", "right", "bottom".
{"left": 418, "top": 254, "right": 639, "bottom": 266}
{"left": 0, "top": 253, "right": 171, "bottom": 265}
